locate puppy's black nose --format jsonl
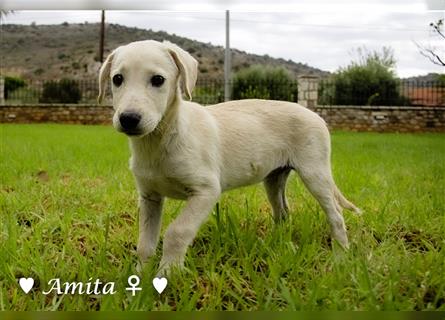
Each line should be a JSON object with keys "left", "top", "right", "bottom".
{"left": 119, "top": 112, "right": 141, "bottom": 131}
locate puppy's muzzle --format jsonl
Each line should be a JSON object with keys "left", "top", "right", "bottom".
{"left": 119, "top": 111, "right": 142, "bottom": 135}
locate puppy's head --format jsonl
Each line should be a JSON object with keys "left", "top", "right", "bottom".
{"left": 98, "top": 40, "right": 198, "bottom": 137}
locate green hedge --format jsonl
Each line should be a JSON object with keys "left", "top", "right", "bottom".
{"left": 232, "top": 65, "right": 298, "bottom": 102}
{"left": 39, "top": 79, "right": 82, "bottom": 103}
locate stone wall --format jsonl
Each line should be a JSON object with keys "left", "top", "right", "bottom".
{"left": 0, "top": 104, "right": 444, "bottom": 133}
{"left": 0, "top": 104, "right": 113, "bottom": 125}
{"left": 314, "top": 105, "right": 445, "bottom": 133}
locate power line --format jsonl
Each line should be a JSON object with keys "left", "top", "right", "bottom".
{"left": 106, "top": 12, "right": 431, "bottom": 32}
{"left": 4, "top": 12, "right": 431, "bottom": 33}
{"left": 230, "top": 18, "right": 429, "bottom": 32}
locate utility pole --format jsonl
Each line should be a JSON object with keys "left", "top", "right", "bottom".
{"left": 224, "top": 10, "right": 231, "bottom": 102}
{"left": 99, "top": 10, "right": 105, "bottom": 63}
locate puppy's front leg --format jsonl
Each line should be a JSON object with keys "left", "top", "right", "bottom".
{"left": 137, "top": 193, "right": 164, "bottom": 263}
{"left": 158, "top": 186, "right": 220, "bottom": 274}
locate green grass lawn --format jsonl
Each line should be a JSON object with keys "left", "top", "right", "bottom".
{"left": 0, "top": 124, "right": 444, "bottom": 311}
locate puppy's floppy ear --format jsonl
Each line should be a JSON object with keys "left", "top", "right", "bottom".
{"left": 164, "top": 41, "right": 198, "bottom": 101}
{"left": 97, "top": 51, "right": 115, "bottom": 104}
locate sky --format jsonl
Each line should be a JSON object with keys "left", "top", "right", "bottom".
{"left": 2, "top": 0, "right": 445, "bottom": 78}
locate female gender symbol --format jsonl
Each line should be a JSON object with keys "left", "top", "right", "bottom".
{"left": 125, "top": 275, "right": 142, "bottom": 296}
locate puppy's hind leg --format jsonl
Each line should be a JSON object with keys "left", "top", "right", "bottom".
{"left": 294, "top": 161, "right": 349, "bottom": 249}
{"left": 264, "top": 167, "right": 292, "bottom": 222}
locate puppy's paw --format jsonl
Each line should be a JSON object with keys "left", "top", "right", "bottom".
{"left": 135, "top": 260, "right": 144, "bottom": 274}
{"left": 157, "top": 259, "right": 184, "bottom": 277}
{"left": 136, "top": 243, "right": 155, "bottom": 263}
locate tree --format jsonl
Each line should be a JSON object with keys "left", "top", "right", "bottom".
{"left": 416, "top": 19, "right": 444, "bottom": 66}
{"left": 322, "top": 47, "right": 409, "bottom": 106}
{"left": 0, "top": 10, "right": 13, "bottom": 21}
{"left": 439, "top": 74, "right": 445, "bottom": 86}
{"left": 232, "top": 65, "right": 298, "bottom": 102}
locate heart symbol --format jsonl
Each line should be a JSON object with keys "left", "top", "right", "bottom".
{"left": 19, "top": 277, "right": 34, "bottom": 294}
{"left": 152, "top": 277, "right": 167, "bottom": 294}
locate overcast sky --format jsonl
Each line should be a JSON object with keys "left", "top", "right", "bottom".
{"left": 2, "top": 0, "right": 445, "bottom": 78}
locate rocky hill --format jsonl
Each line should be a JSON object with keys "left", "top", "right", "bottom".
{"left": 1, "top": 22, "right": 329, "bottom": 81}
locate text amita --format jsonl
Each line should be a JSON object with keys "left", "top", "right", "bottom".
{"left": 42, "top": 278, "right": 116, "bottom": 295}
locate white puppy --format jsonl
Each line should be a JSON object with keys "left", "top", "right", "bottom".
{"left": 98, "top": 40, "right": 361, "bottom": 274}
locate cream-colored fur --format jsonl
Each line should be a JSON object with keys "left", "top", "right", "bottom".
{"left": 98, "top": 40, "right": 361, "bottom": 274}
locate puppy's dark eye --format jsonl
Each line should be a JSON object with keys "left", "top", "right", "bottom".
{"left": 112, "top": 74, "right": 124, "bottom": 87}
{"left": 151, "top": 75, "right": 165, "bottom": 87}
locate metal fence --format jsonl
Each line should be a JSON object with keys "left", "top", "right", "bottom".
{"left": 3, "top": 78, "right": 227, "bottom": 105}
{"left": 3, "top": 77, "right": 445, "bottom": 107}
{"left": 318, "top": 79, "right": 445, "bottom": 107}
{"left": 4, "top": 79, "right": 100, "bottom": 104}
{"left": 194, "top": 79, "right": 225, "bottom": 105}
{"left": 195, "top": 78, "right": 299, "bottom": 105}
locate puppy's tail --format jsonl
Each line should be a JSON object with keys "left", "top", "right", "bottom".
{"left": 334, "top": 185, "right": 362, "bottom": 214}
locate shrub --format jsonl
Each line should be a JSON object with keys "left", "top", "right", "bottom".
{"left": 438, "top": 74, "right": 445, "bottom": 86}
{"left": 232, "top": 65, "right": 298, "bottom": 101}
{"left": 40, "top": 79, "right": 82, "bottom": 103}
{"left": 193, "top": 84, "right": 224, "bottom": 105}
{"left": 4, "top": 76, "right": 26, "bottom": 99}
{"left": 34, "top": 68, "right": 44, "bottom": 75}
{"left": 187, "top": 46, "right": 197, "bottom": 54}
{"left": 325, "top": 47, "right": 409, "bottom": 106}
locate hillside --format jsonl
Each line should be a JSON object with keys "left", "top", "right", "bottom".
{"left": 1, "top": 23, "right": 329, "bottom": 81}
{"left": 403, "top": 73, "right": 444, "bottom": 82}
